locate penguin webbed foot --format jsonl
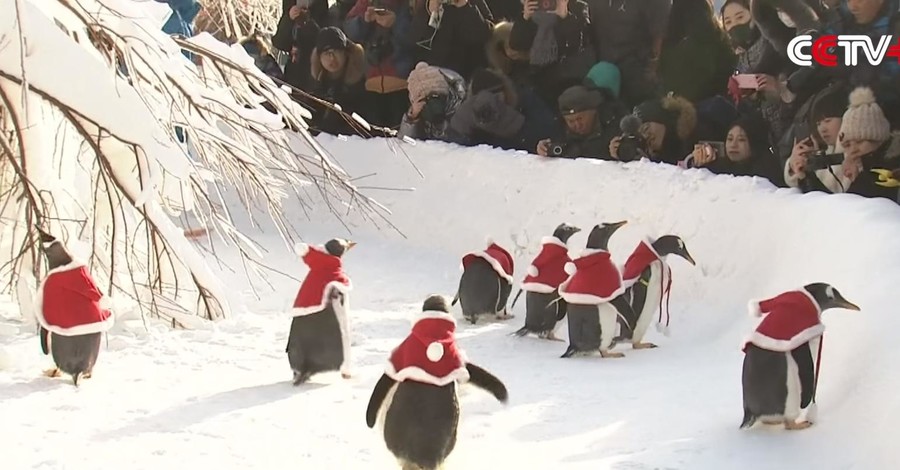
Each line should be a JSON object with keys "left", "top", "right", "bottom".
{"left": 43, "top": 367, "right": 61, "bottom": 378}
{"left": 784, "top": 419, "right": 813, "bottom": 430}
{"left": 599, "top": 349, "right": 625, "bottom": 358}
{"left": 366, "top": 374, "right": 397, "bottom": 428}
{"left": 292, "top": 370, "right": 312, "bottom": 386}
{"left": 465, "top": 363, "right": 508, "bottom": 403}
{"left": 632, "top": 342, "right": 658, "bottom": 350}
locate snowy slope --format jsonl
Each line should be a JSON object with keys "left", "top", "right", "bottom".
{"left": 2, "top": 136, "right": 899, "bottom": 469}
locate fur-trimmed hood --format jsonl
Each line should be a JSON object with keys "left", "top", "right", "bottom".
{"left": 310, "top": 42, "right": 366, "bottom": 85}
{"left": 485, "top": 21, "right": 529, "bottom": 74}
{"left": 661, "top": 94, "right": 698, "bottom": 142}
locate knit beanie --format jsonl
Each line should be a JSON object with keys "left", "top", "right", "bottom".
{"left": 838, "top": 87, "right": 890, "bottom": 143}
{"left": 558, "top": 85, "right": 604, "bottom": 115}
{"left": 407, "top": 62, "right": 451, "bottom": 103}
{"left": 584, "top": 62, "right": 621, "bottom": 99}
{"left": 316, "top": 27, "right": 350, "bottom": 54}
{"left": 811, "top": 87, "right": 848, "bottom": 123}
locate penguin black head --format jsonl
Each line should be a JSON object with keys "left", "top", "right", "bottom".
{"left": 552, "top": 223, "right": 581, "bottom": 243}
{"left": 585, "top": 221, "right": 627, "bottom": 250}
{"left": 324, "top": 238, "right": 356, "bottom": 257}
{"left": 652, "top": 235, "right": 696, "bottom": 265}
{"left": 422, "top": 294, "right": 451, "bottom": 313}
{"left": 35, "top": 226, "right": 73, "bottom": 270}
{"left": 803, "top": 283, "right": 860, "bottom": 312}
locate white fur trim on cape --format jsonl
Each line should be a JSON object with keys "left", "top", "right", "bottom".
{"left": 426, "top": 342, "right": 444, "bottom": 362}
{"left": 559, "top": 286, "right": 628, "bottom": 306}
{"left": 748, "top": 299, "right": 763, "bottom": 317}
{"left": 290, "top": 280, "right": 353, "bottom": 317}
{"left": 294, "top": 242, "right": 310, "bottom": 256}
{"left": 563, "top": 262, "right": 576, "bottom": 275}
{"left": 521, "top": 282, "right": 556, "bottom": 294}
{"left": 384, "top": 361, "right": 470, "bottom": 387}
{"left": 485, "top": 236, "right": 494, "bottom": 246}
{"left": 744, "top": 324, "right": 826, "bottom": 352}
{"left": 540, "top": 236, "right": 567, "bottom": 248}
{"left": 34, "top": 260, "right": 116, "bottom": 336}
{"left": 527, "top": 265, "right": 539, "bottom": 277}
{"left": 580, "top": 248, "right": 607, "bottom": 256}
{"left": 412, "top": 309, "right": 457, "bottom": 326}
{"left": 465, "top": 251, "right": 514, "bottom": 283}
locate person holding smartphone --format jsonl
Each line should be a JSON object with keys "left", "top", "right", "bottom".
{"left": 272, "top": 0, "right": 329, "bottom": 90}
{"left": 680, "top": 115, "right": 783, "bottom": 186}
{"left": 784, "top": 86, "right": 848, "bottom": 194}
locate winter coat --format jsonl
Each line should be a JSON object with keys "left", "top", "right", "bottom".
{"left": 486, "top": 0, "right": 522, "bottom": 22}
{"left": 845, "top": 132, "right": 900, "bottom": 202}
{"left": 156, "top": 0, "right": 201, "bottom": 60}
{"left": 273, "top": 0, "right": 329, "bottom": 89}
{"left": 409, "top": 0, "right": 493, "bottom": 79}
{"left": 783, "top": 144, "right": 849, "bottom": 194}
{"left": 448, "top": 77, "right": 561, "bottom": 152}
{"left": 658, "top": 0, "right": 735, "bottom": 103}
{"left": 398, "top": 66, "right": 468, "bottom": 141}
{"left": 344, "top": 0, "right": 415, "bottom": 93}
{"left": 508, "top": 0, "right": 597, "bottom": 101}
{"left": 308, "top": 43, "right": 367, "bottom": 135}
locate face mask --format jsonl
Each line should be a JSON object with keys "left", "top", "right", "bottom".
{"left": 727, "top": 23, "right": 756, "bottom": 49}
{"left": 777, "top": 10, "right": 796, "bottom": 28}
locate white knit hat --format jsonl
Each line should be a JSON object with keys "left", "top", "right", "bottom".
{"left": 838, "top": 87, "right": 891, "bottom": 144}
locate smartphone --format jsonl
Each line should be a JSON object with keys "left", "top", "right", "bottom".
{"left": 699, "top": 141, "right": 726, "bottom": 158}
{"left": 733, "top": 73, "right": 759, "bottom": 90}
{"left": 536, "top": 0, "right": 557, "bottom": 11}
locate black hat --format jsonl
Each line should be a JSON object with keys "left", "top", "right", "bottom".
{"left": 316, "top": 27, "right": 350, "bottom": 54}
{"left": 557, "top": 85, "right": 604, "bottom": 115}
{"left": 811, "top": 87, "right": 849, "bottom": 123}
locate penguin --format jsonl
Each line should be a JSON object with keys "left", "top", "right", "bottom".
{"left": 34, "top": 227, "right": 114, "bottom": 386}
{"left": 452, "top": 238, "right": 515, "bottom": 325}
{"left": 740, "top": 283, "right": 860, "bottom": 431}
{"left": 558, "top": 221, "right": 636, "bottom": 359}
{"left": 511, "top": 223, "right": 581, "bottom": 341}
{"left": 615, "top": 235, "right": 696, "bottom": 349}
{"left": 365, "top": 294, "right": 508, "bottom": 470}
{"left": 286, "top": 238, "right": 355, "bottom": 385}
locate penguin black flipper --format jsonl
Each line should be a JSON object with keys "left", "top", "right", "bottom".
{"left": 366, "top": 373, "right": 397, "bottom": 428}
{"left": 510, "top": 288, "right": 523, "bottom": 310}
{"left": 791, "top": 342, "right": 816, "bottom": 408}
{"left": 40, "top": 326, "right": 50, "bottom": 355}
{"left": 610, "top": 295, "right": 636, "bottom": 334}
{"left": 555, "top": 297, "right": 568, "bottom": 322}
{"left": 465, "top": 363, "right": 508, "bottom": 403}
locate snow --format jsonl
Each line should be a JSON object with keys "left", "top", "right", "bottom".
{"left": 2, "top": 135, "right": 899, "bottom": 469}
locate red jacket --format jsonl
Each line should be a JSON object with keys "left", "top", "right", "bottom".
{"left": 743, "top": 290, "right": 824, "bottom": 352}
{"left": 385, "top": 310, "right": 469, "bottom": 386}
{"left": 559, "top": 249, "right": 625, "bottom": 305}
{"left": 36, "top": 263, "right": 113, "bottom": 336}
{"left": 292, "top": 244, "right": 352, "bottom": 316}
{"left": 521, "top": 236, "right": 571, "bottom": 293}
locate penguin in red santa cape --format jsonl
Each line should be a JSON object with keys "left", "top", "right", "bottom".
{"left": 558, "top": 221, "right": 636, "bottom": 359}
{"left": 511, "top": 223, "right": 581, "bottom": 341}
{"left": 452, "top": 237, "right": 515, "bottom": 325}
{"left": 741, "top": 283, "right": 859, "bottom": 431}
{"left": 366, "top": 294, "right": 508, "bottom": 470}
{"left": 286, "top": 238, "right": 355, "bottom": 385}
{"left": 34, "top": 227, "right": 114, "bottom": 386}
{"left": 614, "top": 235, "right": 695, "bottom": 349}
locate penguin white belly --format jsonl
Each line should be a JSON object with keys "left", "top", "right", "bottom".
{"left": 376, "top": 381, "right": 400, "bottom": 436}
{"left": 597, "top": 302, "right": 618, "bottom": 351}
{"left": 783, "top": 352, "right": 802, "bottom": 421}
{"left": 632, "top": 261, "right": 664, "bottom": 344}
{"left": 332, "top": 292, "right": 352, "bottom": 375}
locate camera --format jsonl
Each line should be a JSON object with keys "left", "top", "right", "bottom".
{"left": 421, "top": 93, "right": 449, "bottom": 122}
{"left": 806, "top": 150, "right": 844, "bottom": 171}
{"left": 547, "top": 141, "right": 567, "bottom": 157}
{"left": 617, "top": 134, "right": 647, "bottom": 162}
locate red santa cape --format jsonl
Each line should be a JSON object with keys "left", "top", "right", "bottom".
{"left": 558, "top": 249, "right": 626, "bottom": 305}
{"left": 385, "top": 310, "right": 470, "bottom": 386}
{"left": 521, "top": 236, "right": 571, "bottom": 294}
{"left": 35, "top": 261, "right": 114, "bottom": 336}
{"left": 461, "top": 238, "right": 514, "bottom": 284}
{"left": 743, "top": 289, "right": 825, "bottom": 352}
{"left": 291, "top": 243, "right": 352, "bottom": 317}
{"left": 621, "top": 239, "right": 674, "bottom": 331}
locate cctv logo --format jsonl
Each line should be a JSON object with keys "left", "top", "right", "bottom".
{"left": 787, "top": 35, "right": 900, "bottom": 67}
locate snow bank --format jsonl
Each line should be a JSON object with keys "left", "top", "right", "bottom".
{"left": 282, "top": 135, "right": 900, "bottom": 459}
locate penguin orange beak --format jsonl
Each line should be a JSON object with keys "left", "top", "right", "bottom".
{"left": 347, "top": 241, "right": 357, "bottom": 250}
{"left": 682, "top": 251, "right": 696, "bottom": 266}
{"left": 837, "top": 298, "right": 860, "bottom": 311}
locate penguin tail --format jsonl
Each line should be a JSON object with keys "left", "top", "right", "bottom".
{"left": 451, "top": 292, "right": 459, "bottom": 306}
{"left": 512, "top": 326, "right": 529, "bottom": 337}
{"left": 560, "top": 345, "right": 577, "bottom": 358}
{"left": 73, "top": 372, "right": 82, "bottom": 387}
{"left": 510, "top": 288, "right": 523, "bottom": 310}
{"left": 740, "top": 408, "right": 757, "bottom": 429}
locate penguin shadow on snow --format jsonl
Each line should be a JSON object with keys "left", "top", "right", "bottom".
{"left": 93, "top": 380, "right": 314, "bottom": 441}
{"left": 0, "top": 374, "right": 73, "bottom": 398}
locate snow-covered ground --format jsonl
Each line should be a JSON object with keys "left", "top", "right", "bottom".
{"left": 2, "top": 136, "right": 899, "bottom": 469}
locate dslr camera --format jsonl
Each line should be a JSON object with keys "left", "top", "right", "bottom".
{"left": 546, "top": 141, "right": 568, "bottom": 157}
{"left": 617, "top": 133, "right": 648, "bottom": 162}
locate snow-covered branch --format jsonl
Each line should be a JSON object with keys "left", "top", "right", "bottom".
{"left": 0, "top": 0, "right": 394, "bottom": 328}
